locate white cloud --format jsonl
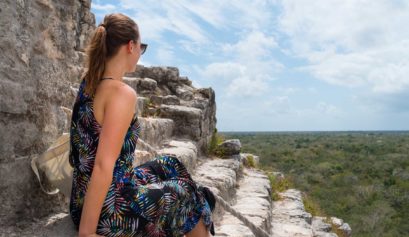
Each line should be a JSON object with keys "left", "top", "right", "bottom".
{"left": 116, "top": 0, "right": 279, "bottom": 61}
{"left": 176, "top": 0, "right": 228, "bottom": 29}
{"left": 119, "top": 1, "right": 209, "bottom": 43}
{"left": 227, "top": 0, "right": 277, "bottom": 31}
{"left": 92, "top": 3, "right": 117, "bottom": 11}
{"left": 198, "top": 30, "right": 282, "bottom": 97}
{"left": 198, "top": 62, "right": 270, "bottom": 97}
{"left": 226, "top": 76, "right": 270, "bottom": 97}
{"left": 277, "top": 0, "right": 409, "bottom": 93}
{"left": 222, "top": 31, "right": 279, "bottom": 60}
{"left": 153, "top": 42, "right": 177, "bottom": 66}
{"left": 277, "top": 87, "right": 299, "bottom": 94}
{"left": 91, "top": 2, "right": 118, "bottom": 22}
{"left": 200, "top": 62, "right": 245, "bottom": 80}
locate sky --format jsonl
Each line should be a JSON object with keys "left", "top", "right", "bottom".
{"left": 91, "top": 0, "right": 409, "bottom": 132}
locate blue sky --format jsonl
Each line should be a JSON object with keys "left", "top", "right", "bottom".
{"left": 91, "top": 0, "right": 409, "bottom": 132}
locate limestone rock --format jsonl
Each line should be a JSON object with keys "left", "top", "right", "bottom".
{"left": 193, "top": 158, "right": 242, "bottom": 224}
{"left": 0, "top": 0, "right": 94, "bottom": 226}
{"left": 122, "top": 76, "right": 139, "bottom": 89}
{"left": 178, "top": 76, "right": 192, "bottom": 86}
{"left": 241, "top": 153, "right": 260, "bottom": 167}
{"left": 159, "top": 104, "right": 203, "bottom": 140}
{"left": 127, "top": 65, "right": 180, "bottom": 83}
{"left": 215, "top": 216, "right": 255, "bottom": 237}
{"left": 216, "top": 139, "right": 242, "bottom": 157}
{"left": 137, "top": 117, "right": 174, "bottom": 148}
{"left": 217, "top": 168, "right": 272, "bottom": 236}
{"left": 158, "top": 140, "right": 199, "bottom": 173}
{"left": 126, "top": 65, "right": 217, "bottom": 156}
{"left": 136, "top": 96, "right": 149, "bottom": 117}
{"left": 330, "top": 217, "right": 343, "bottom": 227}
{"left": 339, "top": 223, "right": 352, "bottom": 237}
{"left": 163, "top": 95, "right": 180, "bottom": 105}
{"left": 330, "top": 217, "right": 352, "bottom": 237}
{"left": 150, "top": 94, "right": 180, "bottom": 106}
{"left": 174, "top": 84, "right": 194, "bottom": 100}
{"left": 139, "top": 77, "right": 157, "bottom": 91}
{"left": 271, "top": 189, "right": 314, "bottom": 237}
{"left": 312, "top": 216, "right": 332, "bottom": 232}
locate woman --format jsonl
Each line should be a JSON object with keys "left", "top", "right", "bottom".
{"left": 69, "top": 13, "right": 215, "bottom": 237}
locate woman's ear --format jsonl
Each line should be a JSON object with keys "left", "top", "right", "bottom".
{"left": 127, "top": 40, "right": 133, "bottom": 53}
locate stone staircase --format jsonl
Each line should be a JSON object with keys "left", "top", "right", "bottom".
{"left": 211, "top": 168, "right": 272, "bottom": 237}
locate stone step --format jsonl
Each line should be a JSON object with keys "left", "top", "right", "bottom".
{"left": 123, "top": 76, "right": 158, "bottom": 96}
{"left": 137, "top": 117, "right": 174, "bottom": 149}
{"left": 270, "top": 189, "right": 314, "bottom": 237}
{"left": 214, "top": 168, "right": 272, "bottom": 237}
{"left": 136, "top": 96, "right": 149, "bottom": 117}
{"left": 156, "top": 139, "right": 199, "bottom": 174}
{"left": 192, "top": 158, "right": 242, "bottom": 225}
{"left": 270, "top": 189, "right": 350, "bottom": 237}
{"left": 158, "top": 104, "right": 203, "bottom": 141}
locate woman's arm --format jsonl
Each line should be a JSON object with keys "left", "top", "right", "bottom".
{"left": 78, "top": 86, "right": 137, "bottom": 237}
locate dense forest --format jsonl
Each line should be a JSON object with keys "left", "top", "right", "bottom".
{"left": 221, "top": 131, "right": 409, "bottom": 237}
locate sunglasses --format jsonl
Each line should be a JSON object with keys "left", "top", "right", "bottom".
{"left": 140, "top": 43, "right": 148, "bottom": 55}
{"left": 131, "top": 40, "right": 148, "bottom": 55}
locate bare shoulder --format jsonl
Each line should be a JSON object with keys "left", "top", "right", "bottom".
{"left": 93, "top": 80, "right": 137, "bottom": 127}
{"left": 111, "top": 83, "right": 137, "bottom": 102}
{"left": 102, "top": 81, "right": 137, "bottom": 109}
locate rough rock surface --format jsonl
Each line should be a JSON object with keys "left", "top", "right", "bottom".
{"left": 0, "top": 0, "right": 94, "bottom": 227}
{"left": 241, "top": 152, "right": 260, "bottom": 167}
{"left": 330, "top": 217, "right": 352, "bottom": 237}
{"left": 126, "top": 65, "right": 217, "bottom": 156}
{"left": 271, "top": 189, "right": 352, "bottom": 237}
{"left": 214, "top": 168, "right": 272, "bottom": 237}
{"left": 217, "top": 139, "right": 242, "bottom": 157}
{"left": 271, "top": 189, "right": 314, "bottom": 237}
{"left": 312, "top": 217, "right": 337, "bottom": 237}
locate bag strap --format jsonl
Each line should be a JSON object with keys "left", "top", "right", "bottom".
{"left": 37, "top": 133, "right": 70, "bottom": 163}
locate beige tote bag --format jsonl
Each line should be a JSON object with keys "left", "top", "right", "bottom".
{"left": 31, "top": 132, "right": 73, "bottom": 197}
{"left": 31, "top": 105, "right": 74, "bottom": 197}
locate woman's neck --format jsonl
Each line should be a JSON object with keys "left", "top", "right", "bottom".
{"left": 103, "top": 58, "right": 127, "bottom": 82}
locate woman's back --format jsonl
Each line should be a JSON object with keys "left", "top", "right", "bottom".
{"left": 69, "top": 78, "right": 141, "bottom": 229}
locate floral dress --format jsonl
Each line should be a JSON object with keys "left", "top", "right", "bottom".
{"left": 69, "top": 78, "right": 214, "bottom": 237}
